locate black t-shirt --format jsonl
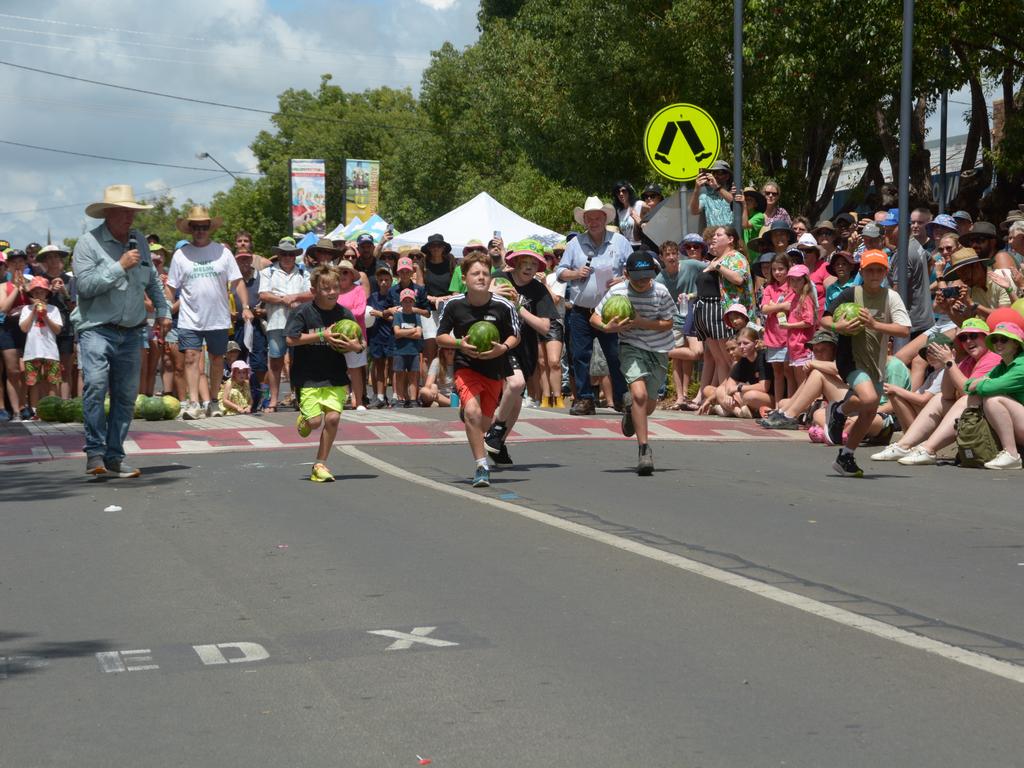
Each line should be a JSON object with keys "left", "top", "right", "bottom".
{"left": 284, "top": 301, "right": 355, "bottom": 388}
{"left": 424, "top": 257, "right": 453, "bottom": 297}
{"left": 436, "top": 294, "right": 520, "bottom": 381}
{"left": 509, "top": 274, "right": 558, "bottom": 375}
{"left": 730, "top": 350, "right": 772, "bottom": 392}
{"left": 45, "top": 271, "right": 75, "bottom": 338}
{"left": 695, "top": 268, "right": 721, "bottom": 299}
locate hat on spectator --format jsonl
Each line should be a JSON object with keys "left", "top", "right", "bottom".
{"left": 396, "top": 256, "right": 415, "bottom": 273}
{"left": 796, "top": 232, "right": 822, "bottom": 258}
{"left": 1000, "top": 209, "right": 1024, "bottom": 232}
{"left": 422, "top": 233, "right": 452, "bottom": 254}
{"left": 271, "top": 237, "right": 303, "bottom": 259}
{"left": 336, "top": 260, "right": 357, "bottom": 275}
{"left": 925, "top": 213, "right": 958, "bottom": 238}
{"left": 986, "top": 322, "right": 1024, "bottom": 352}
{"left": 766, "top": 219, "right": 797, "bottom": 245}
{"left": 399, "top": 288, "right": 417, "bottom": 301}
{"left": 723, "top": 303, "right": 748, "bottom": 320}
{"left": 859, "top": 249, "right": 890, "bottom": 271}
{"left": 942, "top": 247, "right": 988, "bottom": 277}
{"left": 708, "top": 160, "right": 732, "bottom": 177}
{"left": 462, "top": 239, "right": 487, "bottom": 256}
{"left": 376, "top": 263, "right": 393, "bottom": 276}
{"left": 811, "top": 220, "right": 837, "bottom": 237}
{"left": 952, "top": 210, "right": 973, "bottom": 225}
{"left": 38, "top": 243, "right": 69, "bottom": 258}
{"left": 785, "top": 245, "right": 804, "bottom": 263}
{"left": 573, "top": 196, "right": 616, "bottom": 226}
{"left": 149, "top": 244, "right": 166, "bottom": 260}
{"left": 747, "top": 225, "right": 771, "bottom": 255}
{"left": 919, "top": 333, "right": 954, "bottom": 360}
{"left": 176, "top": 205, "right": 222, "bottom": 234}
{"left": 833, "top": 212, "right": 856, "bottom": 226}
{"left": 356, "top": 233, "right": 375, "bottom": 246}
{"left": 757, "top": 250, "right": 775, "bottom": 265}
{"left": 826, "top": 250, "right": 858, "bottom": 276}
{"left": 960, "top": 221, "right": 999, "bottom": 247}
{"left": 226, "top": 340, "right": 241, "bottom": 354}
{"left": 806, "top": 328, "right": 838, "bottom": 348}
{"left": 955, "top": 317, "right": 990, "bottom": 347}
{"left": 85, "top": 184, "right": 154, "bottom": 218}
{"left": 787, "top": 264, "right": 810, "bottom": 280}
{"left": 230, "top": 359, "right": 250, "bottom": 372}
{"left": 682, "top": 232, "right": 709, "bottom": 255}
{"left": 742, "top": 186, "right": 767, "bottom": 212}
{"left": 641, "top": 183, "right": 664, "bottom": 199}
{"left": 880, "top": 208, "right": 900, "bottom": 227}
{"left": 625, "top": 250, "right": 660, "bottom": 278}
{"left": 861, "top": 221, "right": 883, "bottom": 239}
{"left": 506, "top": 240, "right": 546, "bottom": 267}
{"left": 305, "top": 238, "right": 343, "bottom": 260}
{"left": 27, "top": 275, "right": 51, "bottom": 292}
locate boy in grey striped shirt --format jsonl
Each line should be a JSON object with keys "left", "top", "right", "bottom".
{"left": 592, "top": 251, "right": 676, "bottom": 475}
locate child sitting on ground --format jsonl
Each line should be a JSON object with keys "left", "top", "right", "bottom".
{"left": 218, "top": 359, "right": 254, "bottom": 415}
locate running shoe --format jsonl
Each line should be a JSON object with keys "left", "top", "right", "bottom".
{"left": 984, "top": 451, "right": 1022, "bottom": 470}
{"left": 296, "top": 413, "right": 312, "bottom": 438}
{"left": 104, "top": 461, "right": 141, "bottom": 478}
{"left": 86, "top": 455, "right": 107, "bottom": 476}
{"left": 832, "top": 450, "right": 863, "bottom": 477}
{"left": 472, "top": 466, "right": 490, "bottom": 487}
{"left": 762, "top": 412, "right": 800, "bottom": 430}
{"left": 494, "top": 444, "right": 513, "bottom": 465}
{"left": 310, "top": 463, "right": 335, "bottom": 482}
{"left": 825, "top": 401, "right": 847, "bottom": 446}
{"left": 621, "top": 400, "right": 635, "bottom": 437}
{"left": 637, "top": 445, "right": 654, "bottom": 476}
{"left": 483, "top": 428, "right": 504, "bottom": 455}
{"left": 19, "top": 406, "right": 33, "bottom": 421}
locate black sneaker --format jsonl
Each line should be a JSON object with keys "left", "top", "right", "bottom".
{"left": 825, "top": 401, "right": 848, "bottom": 447}
{"left": 762, "top": 412, "right": 800, "bottom": 430}
{"left": 373, "top": 396, "right": 387, "bottom": 409}
{"left": 403, "top": 399, "right": 413, "bottom": 408}
{"left": 832, "top": 450, "right": 863, "bottom": 478}
{"left": 637, "top": 445, "right": 654, "bottom": 476}
{"left": 19, "top": 406, "right": 33, "bottom": 421}
{"left": 620, "top": 401, "right": 635, "bottom": 437}
{"left": 494, "top": 444, "right": 513, "bottom": 465}
{"left": 483, "top": 429, "right": 504, "bottom": 455}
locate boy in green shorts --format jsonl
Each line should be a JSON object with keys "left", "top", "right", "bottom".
{"left": 591, "top": 251, "right": 676, "bottom": 476}
{"left": 825, "top": 249, "right": 911, "bottom": 477}
{"left": 285, "top": 264, "right": 365, "bottom": 482}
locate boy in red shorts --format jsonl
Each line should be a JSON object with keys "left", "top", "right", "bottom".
{"left": 436, "top": 252, "right": 520, "bottom": 487}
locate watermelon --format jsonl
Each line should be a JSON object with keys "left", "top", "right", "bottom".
{"left": 491, "top": 276, "right": 513, "bottom": 290}
{"left": 832, "top": 302, "right": 864, "bottom": 335}
{"left": 601, "top": 295, "right": 636, "bottom": 324}
{"left": 162, "top": 395, "right": 181, "bottom": 420}
{"left": 104, "top": 397, "right": 110, "bottom": 416}
{"left": 330, "top": 319, "right": 363, "bottom": 342}
{"left": 467, "top": 320, "right": 500, "bottom": 352}
{"left": 142, "top": 396, "right": 166, "bottom": 421}
{"left": 134, "top": 394, "right": 147, "bottom": 418}
{"left": 68, "top": 397, "right": 84, "bottom": 422}
{"left": 36, "top": 395, "right": 62, "bottom": 422}
{"left": 56, "top": 399, "right": 77, "bottom": 423}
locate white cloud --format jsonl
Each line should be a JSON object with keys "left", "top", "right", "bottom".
{"left": 0, "top": 0, "right": 479, "bottom": 247}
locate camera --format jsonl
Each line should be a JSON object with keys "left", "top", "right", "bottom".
{"left": 940, "top": 286, "right": 961, "bottom": 299}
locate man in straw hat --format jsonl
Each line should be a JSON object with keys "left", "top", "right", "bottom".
{"left": 72, "top": 184, "right": 171, "bottom": 477}
{"left": 555, "top": 195, "right": 631, "bottom": 415}
{"left": 167, "top": 205, "right": 254, "bottom": 420}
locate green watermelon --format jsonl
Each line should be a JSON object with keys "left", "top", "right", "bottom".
{"left": 56, "top": 399, "right": 77, "bottom": 423}
{"left": 832, "top": 302, "right": 864, "bottom": 335}
{"left": 69, "top": 397, "right": 84, "bottom": 422}
{"left": 104, "top": 397, "right": 110, "bottom": 416}
{"left": 491, "top": 276, "right": 513, "bottom": 290}
{"left": 142, "top": 396, "right": 166, "bottom": 421}
{"left": 601, "top": 295, "right": 636, "bottom": 324}
{"left": 467, "top": 320, "right": 500, "bottom": 352}
{"left": 162, "top": 395, "right": 181, "bottom": 420}
{"left": 134, "top": 394, "right": 146, "bottom": 417}
{"left": 330, "top": 319, "right": 363, "bottom": 342}
{"left": 36, "top": 396, "right": 62, "bottom": 422}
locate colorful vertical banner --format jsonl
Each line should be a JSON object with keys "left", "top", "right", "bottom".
{"left": 343, "top": 159, "right": 380, "bottom": 226}
{"left": 289, "top": 159, "right": 327, "bottom": 235}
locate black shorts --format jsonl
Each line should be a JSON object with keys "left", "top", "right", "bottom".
{"left": 540, "top": 319, "right": 564, "bottom": 343}
{"left": 0, "top": 321, "right": 25, "bottom": 352}
{"left": 57, "top": 336, "right": 75, "bottom": 357}
{"left": 510, "top": 346, "right": 537, "bottom": 379}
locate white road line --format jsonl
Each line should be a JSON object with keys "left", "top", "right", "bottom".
{"left": 339, "top": 444, "right": 1024, "bottom": 686}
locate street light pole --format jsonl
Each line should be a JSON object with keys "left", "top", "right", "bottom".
{"left": 196, "top": 152, "right": 238, "bottom": 181}
{"left": 732, "top": 0, "right": 743, "bottom": 223}
{"left": 896, "top": 0, "right": 914, "bottom": 307}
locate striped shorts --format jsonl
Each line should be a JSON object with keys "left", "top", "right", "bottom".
{"left": 692, "top": 297, "right": 732, "bottom": 341}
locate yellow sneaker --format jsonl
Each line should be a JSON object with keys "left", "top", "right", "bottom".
{"left": 310, "top": 463, "right": 335, "bottom": 482}
{"left": 554, "top": 395, "right": 566, "bottom": 409}
{"left": 296, "top": 413, "right": 312, "bottom": 438}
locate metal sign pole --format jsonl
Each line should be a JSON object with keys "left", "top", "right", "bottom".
{"left": 897, "top": 0, "right": 914, "bottom": 306}
{"left": 732, "top": 0, "right": 744, "bottom": 223}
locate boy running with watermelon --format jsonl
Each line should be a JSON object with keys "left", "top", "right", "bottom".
{"left": 592, "top": 251, "right": 676, "bottom": 475}
{"left": 436, "top": 252, "right": 521, "bottom": 488}
{"left": 285, "top": 264, "right": 365, "bottom": 483}
{"left": 485, "top": 241, "right": 558, "bottom": 464}
{"left": 824, "top": 249, "right": 910, "bottom": 477}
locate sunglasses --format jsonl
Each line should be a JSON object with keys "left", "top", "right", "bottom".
{"left": 991, "top": 337, "right": 1013, "bottom": 345}
{"left": 763, "top": 191, "right": 779, "bottom": 197}
{"left": 190, "top": 223, "right": 211, "bottom": 231}
{"left": 642, "top": 194, "right": 658, "bottom": 200}
{"left": 959, "top": 333, "right": 985, "bottom": 341}
{"left": 683, "top": 243, "right": 704, "bottom": 249}
{"left": 938, "top": 245, "right": 956, "bottom": 252}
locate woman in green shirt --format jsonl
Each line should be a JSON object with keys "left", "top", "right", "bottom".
{"left": 966, "top": 321, "right": 1024, "bottom": 469}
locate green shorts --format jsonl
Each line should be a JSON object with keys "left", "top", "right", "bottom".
{"left": 619, "top": 344, "right": 669, "bottom": 400}
{"left": 299, "top": 386, "right": 348, "bottom": 420}
{"left": 845, "top": 369, "right": 884, "bottom": 397}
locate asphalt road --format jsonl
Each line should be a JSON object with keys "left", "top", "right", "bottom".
{"left": 2, "top": 430, "right": 1023, "bottom": 767}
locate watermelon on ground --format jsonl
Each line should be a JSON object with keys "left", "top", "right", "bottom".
{"left": 832, "top": 302, "right": 864, "bottom": 335}
{"left": 330, "top": 319, "right": 363, "bottom": 342}
{"left": 104, "top": 397, "right": 110, "bottom": 416}
{"left": 142, "top": 396, "right": 166, "bottom": 421}
{"left": 134, "top": 394, "right": 146, "bottom": 417}
{"left": 56, "top": 399, "right": 78, "bottom": 423}
{"left": 162, "top": 395, "right": 181, "bottom": 420}
{"left": 467, "top": 320, "right": 500, "bottom": 352}
{"left": 36, "top": 396, "right": 62, "bottom": 422}
{"left": 601, "top": 295, "right": 636, "bottom": 324}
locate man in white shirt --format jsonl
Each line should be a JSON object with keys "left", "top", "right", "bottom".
{"left": 167, "top": 206, "right": 253, "bottom": 419}
{"left": 259, "top": 238, "right": 312, "bottom": 411}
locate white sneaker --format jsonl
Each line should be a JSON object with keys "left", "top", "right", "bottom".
{"left": 871, "top": 443, "right": 911, "bottom": 461}
{"left": 984, "top": 450, "right": 1022, "bottom": 470}
{"left": 181, "top": 402, "right": 200, "bottom": 421}
{"left": 523, "top": 396, "right": 539, "bottom": 409}
{"left": 898, "top": 447, "right": 937, "bottom": 466}
{"left": 356, "top": 404, "right": 367, "bottom": 411}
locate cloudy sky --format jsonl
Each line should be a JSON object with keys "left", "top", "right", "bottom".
{"left": 0, "top": 0, "right": 480, "bottom": 247}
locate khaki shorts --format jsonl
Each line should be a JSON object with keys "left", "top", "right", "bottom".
{"left": 619, "top": 343, "right": 668, "bottom": 401}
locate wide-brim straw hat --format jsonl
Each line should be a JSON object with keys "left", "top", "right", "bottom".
{"left": 85, "top": 184, "right": 154, "bottom": 218}
{"left": 573, "top": 196, "right": 616, "bottom": 227}
{"left": 176, "top": 205, "right": 223, "bottom": 234}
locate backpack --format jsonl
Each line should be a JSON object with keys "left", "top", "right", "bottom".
{"left": 956, "top": 406, "right": 1000, "bottom": 468}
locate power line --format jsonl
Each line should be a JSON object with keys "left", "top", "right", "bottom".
{"left": 0, "top": 138, "right": 260, "bottom": 175}
{"left": 0, "top": 173, "right": 236, "bottom": 217}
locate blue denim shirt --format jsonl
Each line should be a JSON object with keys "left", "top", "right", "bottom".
{"left": 70, "top": 223, "right": 170, "bottom": 332}
{"left": 555, "top": 230, "right": 631, "bottom": 309}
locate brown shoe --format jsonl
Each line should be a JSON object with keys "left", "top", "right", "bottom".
{"left": 569, "top": 398, "right": 596, "bottom": 416}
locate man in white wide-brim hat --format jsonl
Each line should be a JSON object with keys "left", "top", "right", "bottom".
{"left": 72, "top": 184, "right": 171, "bottom": 479}
{"left": 167, "top": 205, "right": 253, "bottom": 420}
{"left": 555, "top": 195, "right": 631, "bottom": 415}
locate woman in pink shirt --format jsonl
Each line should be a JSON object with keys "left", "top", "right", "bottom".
{"left": 336, "top": 260, "right": 369, "bottom": 410}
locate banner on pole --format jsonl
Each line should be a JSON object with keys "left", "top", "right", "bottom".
{"left": 343, "top": 159, "right": 380, "bottom": 226}
{"left": 290, "top": 159, "right": 327, "bottom": 236}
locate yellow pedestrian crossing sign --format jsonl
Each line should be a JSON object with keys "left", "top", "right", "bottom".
{"left": 644, "top": 103, "right": 721, "bottom": 182}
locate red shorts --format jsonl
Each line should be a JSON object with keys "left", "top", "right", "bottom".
{"left": 454, "top": 368, "right": 503, "bottom": 418}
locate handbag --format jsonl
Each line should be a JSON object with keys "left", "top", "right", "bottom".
{"left": 956, "top": 406, "right": 1000, "bottom": 467}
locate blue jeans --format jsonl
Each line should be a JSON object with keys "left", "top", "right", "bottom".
{"left": 566, "top": 306, "right": 626, "bottom": 404}
{"left": 80, "top": 325, "right": 142, "bottom": 464}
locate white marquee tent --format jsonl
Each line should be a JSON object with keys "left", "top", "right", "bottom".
{"left": 389, "top": 192, "right": 563, "bottom": 255}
